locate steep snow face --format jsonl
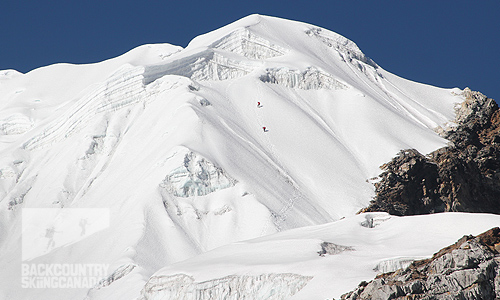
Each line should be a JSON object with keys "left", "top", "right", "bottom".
{"left": 0, "top": 14, "right": 465, "bottom": 300}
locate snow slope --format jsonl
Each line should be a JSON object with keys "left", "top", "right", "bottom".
{"left": 0, "top": 14, "right": 470, "bottom": 299}
{"left": 139, "top": 213, "right": 500, "bottom": 300}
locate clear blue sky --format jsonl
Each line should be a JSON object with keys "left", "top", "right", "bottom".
{"left": 1, "top": 1, "right": 499, "bottom": 101}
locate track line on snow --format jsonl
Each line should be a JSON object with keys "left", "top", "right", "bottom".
{"left": 381, "top": 75, "right": 449, "bottom": 127}
{"left": 343, "top": 56, "right": 429, "bottom": 128}
{"left": 254, "top": 81, "right": 304, "bottom": 233}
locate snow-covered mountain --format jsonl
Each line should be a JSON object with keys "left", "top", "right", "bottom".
{"left": 0, "top": 14, "right": 495, "bottom": 299}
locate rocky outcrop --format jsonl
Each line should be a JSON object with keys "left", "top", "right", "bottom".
{"left": 361, "top": 89, "right": 500, "bottom": 215}
{"left": 341, "top": 227, "right": 500, "bottom": 300}
{"left": 361, "top": 149, "right": 442, "bottom": 215}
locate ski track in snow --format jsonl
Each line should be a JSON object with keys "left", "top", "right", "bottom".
{"left": 252, "top": 82, "right": 306, "bottom": 233}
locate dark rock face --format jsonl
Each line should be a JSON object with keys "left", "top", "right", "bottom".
{"left": 361, "top": 88, "right": 500, "bottom": 215}
{"left": 341, "top": 227, "right": 500, "bottom": 300}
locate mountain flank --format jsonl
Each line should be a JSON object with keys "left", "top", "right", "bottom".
{"left": 361, "top": 88, "right": 500, "bottom": 215}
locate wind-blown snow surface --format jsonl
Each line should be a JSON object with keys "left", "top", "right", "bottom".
{"left": 0, "top": 15, "right": 469, "bottom": 299}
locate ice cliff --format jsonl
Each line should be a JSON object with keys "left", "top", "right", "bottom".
{"left": 141, "top": 273, "right": 312, "bottom": 300}
{"left": 160, "top": 150, "right": 237, "bottom": 198}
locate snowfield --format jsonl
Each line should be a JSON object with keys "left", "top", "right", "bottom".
{"left": 0, "top": 14, "right": 491, "bottom": 299}
{"left": 139, "top": 213, "right": 500, "bottom": 300}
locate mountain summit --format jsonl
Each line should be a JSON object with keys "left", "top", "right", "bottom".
{"left": 0, "top": 15, "right": 495, "bottom": 299}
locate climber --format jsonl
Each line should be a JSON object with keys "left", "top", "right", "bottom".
{"left": 263, "top": 126, "right": 268, "bottom": 132}
{"left": 257, "top": 102, "right": 262, "bottom": 108}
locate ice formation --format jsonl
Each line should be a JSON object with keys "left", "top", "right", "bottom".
{"left": 143, "top": 51, "right": 259, "bottom": 84}
{"left": 141, "top": 273, "right": 312, "bottom": 300}
{"left": 360, "top": 213, "right": 392, "bottom": 228}
{"left": 317, "top": 241, "right": 355, "bottom": 256}
{"left": 0, "top": 113, "right": 34, "bottom": 135}
{"left": 160, "top": 150, "right": 237, "bottom": 198}
{"left": 210, "top": 27, "right": 288, "bottom": 59}
{"left": 373, "top": 257, "right": 422, "bottom": 273}
{"left": 260, "top": 67, "right": 348, "bottom": 90}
